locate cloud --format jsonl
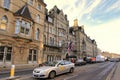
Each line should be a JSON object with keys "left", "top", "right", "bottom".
{"left": 85, "top": 18, "right": 120, "bottom": 53}
{"left": 106, "top": 0, "right": 120, "bottom": 13}
{"left": 84, "top": 0, "right": 101, "bottom": 14}
{"left": 44, "top": 0, "right": 120, "bottom": 54}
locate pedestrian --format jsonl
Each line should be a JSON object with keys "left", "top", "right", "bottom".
{"left": 71, "top": 58, "right": 75, "bottom": 63}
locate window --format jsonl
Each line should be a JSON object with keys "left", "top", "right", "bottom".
{"left": 37, "top": 4, "right": 41, "bottom": 10}
{"left": 26, "top": 22, "right": 30, "bottom": 35}
{"left": 0, "top": 46, "right": 12, "bottom": 62}
{"left": 3, "top": 0, "right": 10, "bottom": 9}
{"left": 29, "top": 49, "right": 37, "bottom": 62}
{"left": 50, "top": 37, "right": 52, "bottom": 45}
{"left": 29, "top": 0, "right": 33, "bottom": 5}
{"left": 36, "top": 15, "right": 40, "bottom": 23}
{"left": 59, "top": 41, "right": 62, "bottom": 47}
{"left": 17, "top": 20, "right": 31, "bottom": 35}
{"left": 49, "top": 27, "right": 52, "bottom": 33}
{"left": 44, "top": 35, "right": 46, "bottom": 44}
{"left": 21, "top": 20, "right": 25, "bottom": 33}
{"left": 36, "top": 28, "right": 39, "bottom": 40}
{"left": 15, "top": 19, "right": 20, "bottom": 34}
{"left": 0, "top": 16, "right": 8, "bottom": 30}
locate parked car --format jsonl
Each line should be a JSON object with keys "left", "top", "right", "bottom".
{"left": 96, "top": 55, "right": 105, "bottom": 62}
{"left": 33, "top": 60, "right": 75, "bottom": 79}
{"left": 110, "top": 58, "right": 119, "bottom": 62}
{"left": 75, "top": 59, "right": 86, "bottom": 66}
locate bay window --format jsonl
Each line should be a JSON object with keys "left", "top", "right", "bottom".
{"left": 15, "top": 19, "right": 31, "bottom": 35}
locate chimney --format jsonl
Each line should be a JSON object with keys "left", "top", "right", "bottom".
{"left": 74, "top": 19, "right": 78, "bottom": 26}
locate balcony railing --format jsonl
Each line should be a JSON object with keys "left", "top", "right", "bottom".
{"left": 44, "top": 42, "right": 61, "bottom": 48}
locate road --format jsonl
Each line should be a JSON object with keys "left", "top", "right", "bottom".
{"left": 0, "top": 62, "right": 117, "bottom": 80}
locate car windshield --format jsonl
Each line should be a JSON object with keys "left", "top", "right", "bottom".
{"left": 41, "top": 61, "right": 58, "bottom": 66}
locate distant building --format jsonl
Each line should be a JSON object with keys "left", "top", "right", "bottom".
{"left": 70, "top": 19, "right": 98, "bottom": 58}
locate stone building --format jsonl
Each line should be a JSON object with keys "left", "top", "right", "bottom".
{"left": 71, "top": 19, "right": 98, "bottom": 58}
{"left": 0, "top": 0, "right": 46, "bottom": 68}
{"left": 43, "top": 6, "right": 69, "bottom": 62}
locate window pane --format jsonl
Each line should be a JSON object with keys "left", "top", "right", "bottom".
{"left": 6, "top": 47, "right": 12, "bottom": 61}
{"left": 6, "top": 53, "right": 11, "bottom": 61}
{"left": 37, "top": 4, "right": 41, "bottom": 10}
{"left": 33, "top": 50, "right": 37, "bottom": 61}
{"left": 29, "top": 55, "right": 32, "bottom": 61}
{"left": 36, "top": 29, "right": 39, "bottom": 40}
{"left": 0, "top": 46, "right": 4, "bottom": 61}
{"left": 25, "top": 22, "right": 30, "bottom": 35}
{"left": 29, "top": 49, "right": 32, "bottom": 61}
{"left": 0, "top": 16, "right": 8, "bottom": 30}
{"left": 33, "top": 55, "right": 36, "bottom": 61}
{"left": 4, "top": 0, "right": 10, "bottom": 9}
{"left": 20, "top": 27, "right": 25, "bottom": 33}
{"left": 15, "top": 19, "right": 20, "bottom": 34}
{"left": 25, "top": 28, "right": 29, "bottom": 35}
{"left": 29, "top": 0, "right": 33, "bottom": 5}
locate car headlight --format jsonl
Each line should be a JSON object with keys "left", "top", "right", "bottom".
{"left": 34, "top": 70, "right": 40, "bottom": 73}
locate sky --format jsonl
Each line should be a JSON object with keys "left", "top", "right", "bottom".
{"left": 44, "top": 0, "right": 120, "bottom": 54}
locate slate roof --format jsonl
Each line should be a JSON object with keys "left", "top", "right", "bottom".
{"left": 14, "top": 5, "right": 33, "bottom": 21}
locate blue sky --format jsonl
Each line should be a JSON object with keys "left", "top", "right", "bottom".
{"left": 44, "top": 0, "right": 120, "bottom": 54}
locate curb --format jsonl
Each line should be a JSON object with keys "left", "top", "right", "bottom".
{"left": 105, "top": 63, "right": 117, "bottom": 80}
{"left": 0, "top": 68, "right": 34, "bottom": 75}
{"left": 2, "top": 76, "right": 20, "bottom": 80}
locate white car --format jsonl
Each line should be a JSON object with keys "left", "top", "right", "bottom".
{"left": 33, "top": 60, "right": 75, "bottom": 79}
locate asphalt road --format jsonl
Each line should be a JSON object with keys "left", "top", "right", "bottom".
{"left": 0, "top": 62, "right": 117, "bottom": 80}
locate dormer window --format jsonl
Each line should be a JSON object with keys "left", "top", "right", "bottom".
{"left": 37, "top": 4, "right": 41, "bottom": 10}
{"left": 3, "top": 0, "right": 10, "bottom": 9}
{"left": 29, "top": 0, "right": 33, "bottom": 5}
{"left": 0, "top": 16, "right": 8, "bottom": 30}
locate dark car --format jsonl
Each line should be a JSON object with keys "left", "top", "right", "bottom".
{"left": 110, "top": 58, "right": 119, "bottom": 62}
{"left": 75, "top": 59, "right": 86, "bottom": 66}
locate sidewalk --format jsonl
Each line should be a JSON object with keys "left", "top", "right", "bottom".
{"left": 0, "top": 64, "right": 39, "bottom": 74}
{"left": 111, "top": 62, "right": 120, "bottom": 80}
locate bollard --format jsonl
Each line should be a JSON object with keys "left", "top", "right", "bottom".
{"left": 10, "top": 65, "right": 15, "bottom": 78}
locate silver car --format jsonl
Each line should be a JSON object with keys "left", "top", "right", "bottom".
{"left": 33, "top": 60, "right": 75, "bottom": 79}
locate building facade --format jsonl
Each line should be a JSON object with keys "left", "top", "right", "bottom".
{"left": 43, "top": 6, "right": 69, "bottom": 62}
{"left": 71, "top": 19, "right": 98, "bottom": 58}
{"left": 0, "top": 0, "right": 46, "bottom": 68}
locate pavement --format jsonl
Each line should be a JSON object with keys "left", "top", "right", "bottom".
{"left": 0, "top": 67, "right": 34, "bottom": 80}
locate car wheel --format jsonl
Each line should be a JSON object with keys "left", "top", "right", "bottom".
{"left": 69, "top": 68, "right": 74, "bottom": 73}
{"left": 49, "top": 71, "right": 56, "bottom": 79}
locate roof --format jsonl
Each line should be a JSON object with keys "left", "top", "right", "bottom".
{"left": 38, "top": 0, "right": 47, "bottom": 6}
{"left": 14, "top": 4, "right": 33, "bottom": 21}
